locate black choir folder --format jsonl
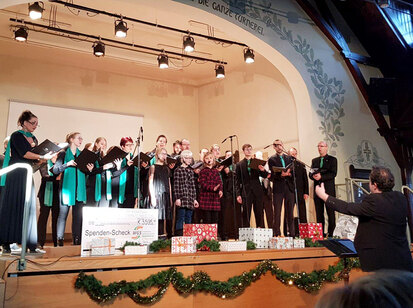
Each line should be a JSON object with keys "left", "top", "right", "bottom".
{"left": 132, "top": 152, "right": 152, "bottom": 166}
{"left": 216, "top": 156, "right": 233, "bottom": 167}
{"left": 100, "top": 146, "right": 128, "bottom": 165}
{"left": 249, "top": 158, "right": 267, "bottom": 170}
{"left": 318, "top": 239, "right": 358, "bottom": 258}
{"left": 31, "top": 139, "right": 68, "bottom": 155}
{"left": 166, "top": 156, "right": 177, "bottom": 165}
{"left": 75, "top": 149, "right": 99, "bottom": 173}
{"left": 271, "top": 162, "right": 293, "bottom": 173}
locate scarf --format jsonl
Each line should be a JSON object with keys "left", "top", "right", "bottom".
{"left": 62, "top": 148, "right": 86, "bottom": 206}
{"left": 95, "top": 161, "right": 102, "bottom": 202}
{"left": 44, "top": 160, "right": 54, "bottom": 206}
{"left": 1, "top": 130, "right": 34, "bottom": 186}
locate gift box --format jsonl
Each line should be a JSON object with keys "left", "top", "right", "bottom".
{"left": 183, "top": 224, "right": 218, "bottom": 244}
{"left": 90, "top": 238, "right": 115, "bottom": 256}
{"left": 219, "top": 241, "right": 247, "bottom": 252}
{"left": 293, "top": 238, "right": 305, "bottom": 248}
{"left": 239, "top": 228, "right": 273, "bottom": 248}
{"left": 299, "top": 223, "right": 323, "bottom": 241}
{"left": 268, "top": 237, "right": 293, "bottom": 249}
{"left": 124, "top": 245, "right": 149, "bottom": 255}
{"left": 171, "top": 236, "right": 197, "bottom": 254}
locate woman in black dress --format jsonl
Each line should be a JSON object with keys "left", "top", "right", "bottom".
{"left": 53, "top": 132, "right": 93, "bottom": 246}
{"left": 0, "top": 110, "right": 54, "bottom": 253}
{"left": 148, "top": 147, "right": 172, "bottom": 238}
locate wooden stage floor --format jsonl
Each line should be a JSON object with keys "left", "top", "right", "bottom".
{"left": 0, "top": 246, "right": 368, "bottom": 308}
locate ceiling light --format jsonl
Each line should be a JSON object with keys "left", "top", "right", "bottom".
{"left": 183, "top": 35, "right": 195, "bottom": 52}
{"left": 14, "top": 27, "right": 28, "bottom": 42}
{"left": 115, "top": 19, "right": 128, "bottom": 38}
{"left": 93, "top": 41, "right": 105, "bottom": 57}
{"left": 28, "top": 2, "right": 44, "bottom": 20}
{"left": 157, "top": 54, "right": 168, "bottom": 69}
{"left": 377, "top": 0, "right": 389, "bottom": 8}
{"left": 215, "top": 64, "right": 225, "bottom": 79}
{"left": 244, "top": 48, "right": 255, "bottom": 63}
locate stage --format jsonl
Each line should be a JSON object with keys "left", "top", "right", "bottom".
{"left": 0, "top": 247, "right": 368, "bottom": 308}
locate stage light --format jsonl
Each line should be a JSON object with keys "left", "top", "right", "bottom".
{"left": 14, "top": 27, "right": 28, "bottom": 42}
{"left": 93, "top": 41, "right": 105, "bottom": 57}
{"left": 157, "top": 54, "right": 168, "bottom": 69}
{"left": 215, "top": 64, "right": 225, "bottom": 79}
{"left": 115, "top": 19, "right": 128, "bottom": 38}
{"left": 183, "top": 35, "right": 195, "bottom": 52}
{"left": 28, "top": 2, "right": 44, "bottom": 20}
{"left": 244, "top": 48, "right": 255, "bottom": 63}
{"left": 377, "top": 0, "right": 389, "bottom": 8}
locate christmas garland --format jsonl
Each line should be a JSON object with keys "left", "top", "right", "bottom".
{"left": 148, "top": 239, "right": 257, "bottom": 253}
{"left": 75, "top": 258, "right": 360, "bottom": 304}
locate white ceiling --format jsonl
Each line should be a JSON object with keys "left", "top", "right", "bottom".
{"left": 0, "top": 0, "right": 280, "bottom": 86}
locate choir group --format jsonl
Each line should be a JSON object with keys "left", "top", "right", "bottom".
{"left": 0, "top": 110, "right": 337, "bottom": 253}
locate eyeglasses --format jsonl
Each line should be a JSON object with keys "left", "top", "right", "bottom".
{"left": 27, "top": 120, "right": 39, "bottom": 127}
{"left": 124, "top": 143, "right": 134, "bottom": 146}
{"left": 273, "top": 144, "right": 282, "bottom": 146}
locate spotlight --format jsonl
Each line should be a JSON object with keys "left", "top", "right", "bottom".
{"left": 28, "top": 2, "right": 44, "bottom": 20}
{"left": 183, "top": 35, "right": 195, "bottom": 52}
{"left": 244, "top": 48, "right": 255, "bottom": 64}
{"left": 215, "top": 64, "right": 225, "bottom": 79}
{"left": 14, "top": 27, "right": 28, "bottom": 42}
{"left": 115, "top": 19, "right": 128, "bottom": 38}
{"left": 157, "top": 54, "right": 169, "bottom": 69}
{"left": 377, "top": 0, "right": 389, "bottom": 8}
{"left": 93, "top": 41, "right": 105, "bottom": 57}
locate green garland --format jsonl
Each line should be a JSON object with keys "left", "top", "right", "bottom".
{"left": 149, "top": 239, "right": 171, "bottom": 253}
{"left": 197, "top": 239, "right": 220, "bottom": 251}
{"left": 75, "top": 258, "right": 360, "bottom": 305}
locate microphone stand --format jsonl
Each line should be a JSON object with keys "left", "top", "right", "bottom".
{"left": 132, "top": 128, "right": 143, "bottom": 208}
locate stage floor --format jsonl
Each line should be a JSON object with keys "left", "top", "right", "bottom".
{"left": 1, "top": 247, "right": 367, "bottom": 308}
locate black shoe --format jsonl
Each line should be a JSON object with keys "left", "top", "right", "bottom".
{"left": 73, "top": 236, "right": 81, "bottom": 245}
{"left": 2, "top": 244, "right": 11, "bottom": 254}
{"left": 58, "top": 239, "right": 64, "bottom": 247}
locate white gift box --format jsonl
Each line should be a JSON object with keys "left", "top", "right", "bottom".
{"left": 90, "top": 238, "right": 115, "bottom": 256}
{"left": 293, "top": 238, "right": 305, "bottom": 248}
{"left": 219, "top": 241, "right": 247, "bottom": 252}
{"left": 171, "top": 236, "right": 197, "bottom": 254}
{"left": 239, "top": 228, "right": 273, "bottom": 248}
{"left": 124, "top": 245, "right": 149, "bottom": 255}
{"left": 268, "top": 237, "right": 293, "bottom": 249}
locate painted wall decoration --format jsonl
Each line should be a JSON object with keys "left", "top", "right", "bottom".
{"left": 345, "top": 140, "right": 389, "bottom": 169}
{"left": 178, "top": 0, "right": 346, "bottom": 155}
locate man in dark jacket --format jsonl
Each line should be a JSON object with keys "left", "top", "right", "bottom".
{"left": 315, "top": 166, "right": 413, "bottom": 272}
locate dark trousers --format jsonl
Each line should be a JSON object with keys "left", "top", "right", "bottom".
{"left": 273, "top": 191, "right": 294, "bottom": 236}
{"left": 202, "top": 210, "right": 219, "bottom": 224}
{"left": 37, "top": 202, "right": 59, "bottom": 247}
{"left": 57, "top": 201, "right": 84, "bottom": 244}
{"left": 263, "top": 193, "right": 273, "bottom": 229}
{"left": 221, "top": 197, "right": 242, "bottom": 239}
{"left": 119, "top": 194, "right": 135, "bottom": 209}
{"left": 175, "top": 207, "right": 193, "bottom": 236}
{"left": 158, "top": 219, "right": 172, "bottom": 238}
{"left": 314, "top": 195, "right": 336, "bottom": 237}
{"left": 284, "top": 196, "right": 307, "bottom": 237}
{"left": 242, "top": 189, "right": 264, "bottom": 228}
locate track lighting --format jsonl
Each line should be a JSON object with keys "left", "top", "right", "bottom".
{"left": 157, "top": 54, "right": 169, "bottom": 69}
{"left": 244, "top": 48, "right": 255, "bottom": 64}
{"left": 215, "top": 64, "right": 225, "bottom": 79}
{"left": 183, "top": 35, "right": 195, "bottom": 52}
{"left": 14, "top": 27, "right": 28, "bottom": 42}
{"left": 28, "top": 2, "right": 44, "bottom": 20}
{"left": 115, "top": 19, "right": 128, "bottom": 38}
{"left": 377, "top": 0, "right": 389, "bottom": 8}
{"left": 93, "top": 41, "right": 105, "bottom": 57}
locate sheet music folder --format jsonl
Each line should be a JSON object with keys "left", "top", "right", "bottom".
{"left": 100, "top": 147, "right": 128, "bottom": 165}
{"left": 75, "top": 149, "right": 99, "bottom": 173}
{"left": 132, "top": 152, "right": 152, "bottom": 166}
{"left": 31, "top": 139, "right": 68, "bottom": 155}
{"left": 318, "top": 239, "right": 358, "bottom": 258}
{"left": 271, "top": 162, "right": 292, "bottom": 173}
{"left": 249, "top": 158, "right": 266, "bottom": 170}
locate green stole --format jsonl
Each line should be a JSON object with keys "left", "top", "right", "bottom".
{"left": 94, "top": 161, "right": 102, "bottom": 202}
{"left": 118, "top": 154, "right": 139, "bottom": 204}
{"left": 106, "top": 169, "right": 112, "bottom": 200}
{"left": 44, "top": 160, "right": 54, "bottom": 206}
{"left": 1, "top": 130, "right": 34, "bottom": 186}
{"left": 62, "top": 148, "right": 86, "bottom": 206}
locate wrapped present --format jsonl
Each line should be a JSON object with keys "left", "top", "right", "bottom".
{"left": 239, "top": 228, "right": 273, "bottom": 248}
{"left": 219, "top": 241, "right": 247, "bottom": 252}
{"left": 299, "top": 223, "right": 323, "bottom": 241}
{"left": 124, "top": 245, "right": 149, "bottom": 255}
{"left": 183, "top": 224, "right": 218, "bottom": 244}
{"left": 90, "top": 238, "right": 115, "bottom": 256}
{"left": 293, "top": 238, "right": 305, "bottom": 248}
{"left": 171, "top": 236, "right": 197, "bottom": 254}
{"left": 268, "top": 237, "right": 293, "bottom": 249}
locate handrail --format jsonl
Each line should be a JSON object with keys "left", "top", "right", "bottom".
{"left": 0, "top": 163, "right": 33, "bottom": 271}
{"left": 402, "top": 186, "right": 413, "bottom": 194}
{"left": 345, "top": 178, "right": 370, "bottom": 202}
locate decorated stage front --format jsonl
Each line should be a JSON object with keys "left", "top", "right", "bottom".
{"left": 0, "top": 247, "right": 366, "bottom": 308}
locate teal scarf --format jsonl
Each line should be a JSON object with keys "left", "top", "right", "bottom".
{"left": 106, "top": 170, "right": 112, "bottom": 200}
{"left": 44, "top": 160, "right": 54, "bottom": 206}
{"left": 1, "top": 130, "right": 34, "bottom": 186}
{"left": 94, "top": 161, "right": 101, "bottom": 202}
{"left": 118, "top": 154, "right": 139, "bottom": 203}
{"left": 62, "top": 148, "right": 86, "bottom": 206}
